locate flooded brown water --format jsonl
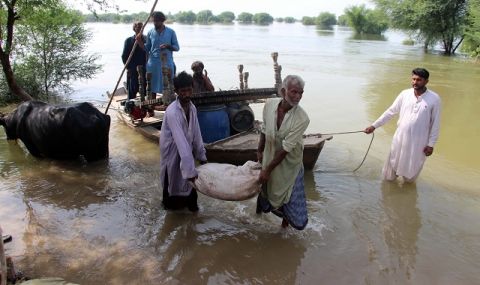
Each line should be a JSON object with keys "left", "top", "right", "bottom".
{"left": 1, "top": 23, "right": 479, "bottom": 284}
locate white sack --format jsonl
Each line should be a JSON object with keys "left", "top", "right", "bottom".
{"left": 193, "top": 161, "right": 262, "bottom": 201}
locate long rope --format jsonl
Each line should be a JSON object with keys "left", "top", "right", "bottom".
{"left": 104, "top": 0, "right": 159, "bottom": 115}
{"left": 317, "top": 130, "right": 375, "bottom": 172}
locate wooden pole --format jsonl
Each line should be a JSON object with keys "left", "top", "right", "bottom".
{"left": 271, "top": 52, "right": 282, "bottom": 90}
{"left": 238, "top": 65, "right": 244, "bottom": 90}
{"left": 0, "top": 226, "right": 6, "bottom": 285}
{"left": 104, "top": 0, "right": 159, "bottom": 115}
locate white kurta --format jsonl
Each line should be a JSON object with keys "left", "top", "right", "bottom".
{"left": 261, "top": 98, "right": 309, "bottom": 208}
{"left": 373, "top": 88, "right": 441, "bottom": 180}
{"left": 160, "top": 99, "right": 207, "bottom": 196}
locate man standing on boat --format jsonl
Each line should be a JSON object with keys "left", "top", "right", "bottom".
{"left": 256, "top": 75, "right": 310, "bottom": 230}
{"left": 191, "top": 61, "right": 214, "bottom": 93}
{"left": 121, "top": 21, "right": 147, "bottom": 100}
{"left": 365, "top": 68, "right": 441, "bottom": 182}
{"left": 160, "top": 71, "right": 207, "bottom": 211}
{"left": 145, "top": 11, "right": 179, "bottom": 100}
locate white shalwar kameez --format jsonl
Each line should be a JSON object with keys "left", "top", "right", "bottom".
{"left": 372, "top": 88, "right": 441, "bottom": 181}
{"left": 160, "top": 99, "right": 206, "bottom": 196}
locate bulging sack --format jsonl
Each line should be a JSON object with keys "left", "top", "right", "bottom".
{"left": 193, "top": 161, "right": 262, "bottom": 201}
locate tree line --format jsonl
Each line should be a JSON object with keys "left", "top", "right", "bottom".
{"left": 83, "top": 10, "right": 276, "bottom": 25}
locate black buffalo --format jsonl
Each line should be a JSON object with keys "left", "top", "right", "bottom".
{"left": 0, "top": 101, "right": 110, "bottom": 161}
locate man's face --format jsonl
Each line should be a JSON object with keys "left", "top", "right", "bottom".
{"left": 282, "top": 81, "right": 303, "bottom": 106}
{"left": 192, "top": 65, "right": 203, "bottom": 75}
{"left": 176, "top": 86, "right": 193, "bottom": 104}
{"left": 153, "top": 19, "right": 165, "bottom": 30}
{"left": 411, "top": 74, "right": 428, "bottom": 90}
{"left": 133, "top": 23, "right": 142, "bottom": 34}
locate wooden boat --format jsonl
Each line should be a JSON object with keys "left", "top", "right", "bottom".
{"left": 204, "top": 128, "right": 331, "bottom": 170}
{"left": 108, "top": 87, "right": 332, "bottom": 170}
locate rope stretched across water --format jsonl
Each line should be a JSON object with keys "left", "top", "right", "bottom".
{"left": 316, "top": 130, "right": 375, "bottom": 173}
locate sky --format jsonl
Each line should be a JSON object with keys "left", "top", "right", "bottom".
{"left": 68, "top": 0, "right": 373, "bottom": 18}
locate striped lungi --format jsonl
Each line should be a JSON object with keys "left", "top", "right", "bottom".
{"left": 256, "top": 167, "right": 308, "bottom": 230}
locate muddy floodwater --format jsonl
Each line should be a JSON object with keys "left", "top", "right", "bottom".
{"left": 1, "top": 23, "right": 479, "bottom": 284}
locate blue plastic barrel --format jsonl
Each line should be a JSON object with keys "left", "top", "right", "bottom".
{"left": 197, "top": 104, "right": 230, "bottom": 143}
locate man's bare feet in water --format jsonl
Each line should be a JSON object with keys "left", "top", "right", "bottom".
{"left": 281, "top": 218, "right": 289, "bottom": 228}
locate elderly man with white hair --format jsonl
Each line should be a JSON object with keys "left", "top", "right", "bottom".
{"left": 256, "top": 75, "right": 310, "bottom": 230}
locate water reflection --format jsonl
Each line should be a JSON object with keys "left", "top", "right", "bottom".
{"left": 350, "top": 33, "right": 387, "bottom": 41}
{"left": 381, "top": 181, "right": 420, "bottom": 280}
{"left": 153, "top": 212, "right": 307, "bottom": 284}
{"left": 16, "top": 158, "right": 111, "bottom": 209}
{"left": 0, "top": 140, "right": 27, "bottom": 178}
{"left": 316, "top": 28, "right": 334, "bottom": 36}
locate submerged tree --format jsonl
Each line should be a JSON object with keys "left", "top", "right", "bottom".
{"left": 337, "top": 14, "right": 348, "bottom": 26}
{"left": 175, "top": 10, "right": 196, "bottom": 24}
{"left": 344, "top": 5, "right": 389, "bottom": 35}
{"left": 196, "top": 9, "right": 214, "bottom": 24}
{"left": 301, "top": 16, "right": 316, "bottom": 25}
{"left": 374, "top": 0, "right": 468, "bottom": 55}
{"left": 316, "top": 12, "right": 337, "bottom": 29}
{"left": 463, "top": 0, "right": 480, "bottom": 58}
{"left": 237, "top": 12, "right": 253, "bottom": 23}
{"left": 253, "top": 13, "right": 273, "bottom": 25}
{"left": 218, "top": 11, "right": 235, "bottom": 23}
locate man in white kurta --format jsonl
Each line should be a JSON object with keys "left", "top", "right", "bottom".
{"left": 365, "top": 68, "right": 441, "bottom": 182}
{"left": 160, "top": 72, "right": 206, "bottom": 211}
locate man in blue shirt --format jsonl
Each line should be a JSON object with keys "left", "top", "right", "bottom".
{"left": 145, "top": 11, "right": 179, "bottom": 100}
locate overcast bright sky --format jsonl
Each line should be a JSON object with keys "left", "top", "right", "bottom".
{"left": 69, "top": 0, "right": 373, "bottom": 18}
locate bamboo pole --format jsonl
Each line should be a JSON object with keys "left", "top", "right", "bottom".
{"left": 104, "top": 0, "right": 159, "bottom": 115}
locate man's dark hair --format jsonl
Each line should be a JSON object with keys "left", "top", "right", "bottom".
{"left": 152, "top": 11, "right": 166, "bottom": 22}
{"left": 412, "top": 68, "right": 430, "bottom": 80}
{"left": 191, "top": 61, "right": 204, "bottom": 71}
{"left": 174, "top": 71, "right": 193, "bottom": 90}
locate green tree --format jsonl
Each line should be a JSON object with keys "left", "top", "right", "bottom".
{"left": 237, "top": 12, "right": 253, "bottom": 23}
{"left": 0, "top": 0, "right": 124, "bottom": 101}
{"left": 337, "top": 14, "right": 348, "bottom": 26}
{"left": 316, "top": 12, "right": 337, "bottom": 28}
{"left": 275, "top": 17, "right": 284, "bottom": 23}
{"left": 344, "top": 5, "right": 388, "bottom": 35}
{"left": 196, "top": 9, "right": 214, "bottom": 24}
{"left": 284, "top": 17, "right": 296, "bottom": 23}
{"left": 463, "top": 0, "right": 480, "bottom": 57}
{"left": 174, "top": 11, "right": 196, "bottom": 24}
{"left": 302, "top": 16, "right": 316, "bottom": 25}
{"left": 218, "top": 11, "right": 235, "bottom": 23}
{"left": 374, "top": 0, "right": 468, "bottom": 55}
{"left": 253, "top": 13, "right": 273, "bottom": 25}
{"left": 15, "top": 4, "right": 101, "bottom": 97}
